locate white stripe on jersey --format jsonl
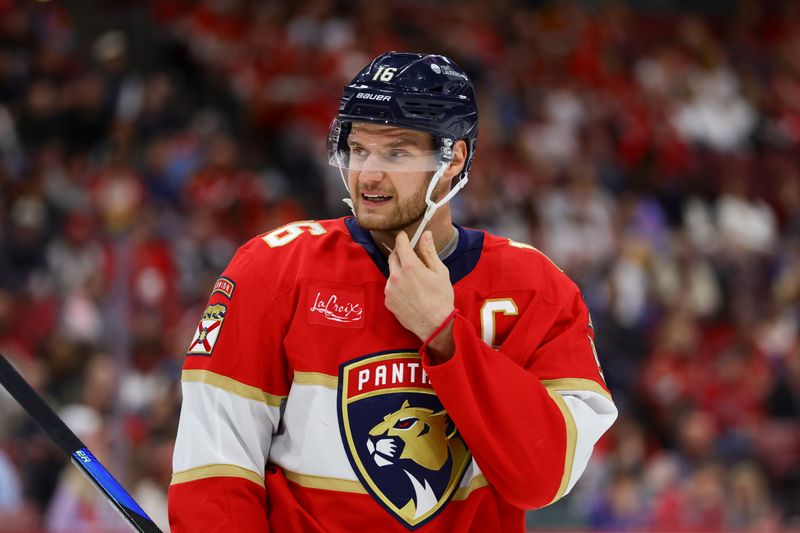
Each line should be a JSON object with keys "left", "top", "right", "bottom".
{"left": 269, "top": 382, "right": 355, "bottom": 480}
{"left": 173, "top": 380, "right": 280, "bottom": 482}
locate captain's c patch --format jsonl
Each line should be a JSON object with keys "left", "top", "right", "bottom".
{"left": 187, "top": 304, "right": 228, "bottom": 356}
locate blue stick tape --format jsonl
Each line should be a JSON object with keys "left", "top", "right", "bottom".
{"left": 72, "top": 447, "right": 152, "bottom": 520}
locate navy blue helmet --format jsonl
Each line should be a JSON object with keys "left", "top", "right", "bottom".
{"left": 328, "top": 51, "right": 479, "bottom": 177}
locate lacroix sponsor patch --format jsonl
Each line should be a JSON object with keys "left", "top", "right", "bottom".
{"left": 307, "top": 286, "right": 365, "bottom": 328}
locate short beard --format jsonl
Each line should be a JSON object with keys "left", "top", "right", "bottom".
{"left": 354, "top": 178, "right": 432, "bottom": 232}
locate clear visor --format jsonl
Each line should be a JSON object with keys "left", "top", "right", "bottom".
{"left": 327, "top": 118, "right": 444, "bottom": 173}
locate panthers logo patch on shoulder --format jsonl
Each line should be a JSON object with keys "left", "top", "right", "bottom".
{"left": 187, "top": 304, "right": 227, "bottom": 356}
{"left": 337, "top": 351, "right": 471, "bottom": 529}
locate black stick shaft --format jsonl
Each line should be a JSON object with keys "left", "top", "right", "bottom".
{"left": 0, "top": 354, "right": 84, "bottom": 453}
{"left": 0, "top": 353, "right": 163, "bottom": 533}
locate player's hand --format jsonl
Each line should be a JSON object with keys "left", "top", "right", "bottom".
{"left": 385, "top": 230, "right": 454, "bottom": 344}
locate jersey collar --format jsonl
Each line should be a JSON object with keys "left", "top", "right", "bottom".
{"left": 344, "top": 217, "right": 484, "bottom": 285}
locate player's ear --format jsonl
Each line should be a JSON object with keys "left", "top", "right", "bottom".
{"left": 444, "top": 140, "right": 467, "bottom": 180}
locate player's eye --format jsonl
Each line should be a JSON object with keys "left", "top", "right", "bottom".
{"left": 393, "top": 418, "right": 416, "bottom": 430}
{"left": 350, "top": 146, "right": 368, "bottom": 158}
{"left": 388, "top": 150, "right": 409, "bottom": 159}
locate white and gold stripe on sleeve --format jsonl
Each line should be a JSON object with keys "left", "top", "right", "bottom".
{"left": 171, "top": 370, "right": 286, "bottom": 487}
{"left": 542, "top": 378, "right": 617, "bottom": 503}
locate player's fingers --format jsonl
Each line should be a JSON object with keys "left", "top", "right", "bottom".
{"left": 393, "top": 231, "right": 418, "bottom": 266}
{"left": 418, "top": 231, "right": 445, "bottom": 273}
{"left": 388, "top": 247, "right": 400, "bottom": 274}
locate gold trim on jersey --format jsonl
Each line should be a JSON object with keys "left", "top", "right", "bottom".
{"left": 171, "top": 464, "right": 264, "bottom": 487}
{"left": 541, "top": 378, "right": 612, "bottom": 402}
{"left": 182, "top": 369, "right": 285, "bottom": 407}
{"left": 283, "top": 469, "right": 367, "bottom": 494}
{"left": 544, "top": 389, "right": 577, "bottom": 504}
{"left": 281, "top": 468, "right": 489, "bottom": 501}
{"left": 292, "top": 371, "right": 338, "bottom": 389}
{"left": 453, "top": 475, "right": 489, "bottom": 500}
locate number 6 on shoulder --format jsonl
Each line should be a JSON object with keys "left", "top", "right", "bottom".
{"left": 262, "top": 221, "right": 327, "bottom": 248}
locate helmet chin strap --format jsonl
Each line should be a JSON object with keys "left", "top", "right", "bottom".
{"left": 408, "top": 160, "right": 467, "bottom": 249}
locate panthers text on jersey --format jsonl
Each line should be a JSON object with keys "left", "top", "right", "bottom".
{"left": 168, "top": 217, "right": 618, "bottom": 532}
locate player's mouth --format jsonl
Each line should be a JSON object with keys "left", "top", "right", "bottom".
{"left": 361, "top": 192, "right": 394, "bottom": 206}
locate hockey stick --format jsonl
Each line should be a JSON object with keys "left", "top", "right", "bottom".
{"left": 0, "top": 353, "right": 163, "bottom": 533}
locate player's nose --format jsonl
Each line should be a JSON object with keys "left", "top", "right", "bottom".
{"left": 357, "top": 156, "right": 386, "bottom": 184}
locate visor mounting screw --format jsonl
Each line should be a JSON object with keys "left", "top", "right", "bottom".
{"left": 441, "top": 138, "right": 453, "bottom": 161}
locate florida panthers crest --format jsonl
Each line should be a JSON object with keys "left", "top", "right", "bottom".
{"left": 337, "top": 351, "right": 471, "bottom": 529}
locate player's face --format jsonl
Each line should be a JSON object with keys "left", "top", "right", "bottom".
{"left": 346, "top": 123, "right": 445, "bottom": 232}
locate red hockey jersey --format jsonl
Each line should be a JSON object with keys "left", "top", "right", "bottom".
{"left": 168, "top": 217, "right": 617, "bottom": 532}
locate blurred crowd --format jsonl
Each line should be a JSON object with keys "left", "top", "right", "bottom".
{"left": 0, "top": 0, "right": 798, "bottom": 531}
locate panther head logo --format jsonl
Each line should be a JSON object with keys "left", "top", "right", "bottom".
{"left": 338, "top": 352, "right": 472, "bottom": 528}
{"left": 365, "top": 400, "right": 469, "bottom": 520}
{"left": 367, "top": 400, "right": 456, "bottom": 471}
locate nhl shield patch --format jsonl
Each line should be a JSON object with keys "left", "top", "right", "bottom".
{"left": 187, "top": 304, "right": 227, "bottom": 356}
{"left": 337, "top": 351, "right": 471, "bottom": 529}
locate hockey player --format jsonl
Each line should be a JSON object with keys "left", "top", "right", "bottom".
{"left": 168, "top": 52, "right": 618, "bottom": 532}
